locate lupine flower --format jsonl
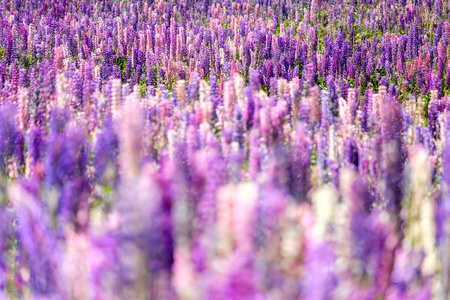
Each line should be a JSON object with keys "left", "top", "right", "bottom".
{"left": 0, "top": 104, "right": 17, "bottom": 173}
{"left": 11, "top": 183, "right": 64, "bottom": 297}
{"left": 0, "top": 1, "right": 449, "bottom": 298}
{"left": 381, "top": 96, "right": 405, "bottom": 214}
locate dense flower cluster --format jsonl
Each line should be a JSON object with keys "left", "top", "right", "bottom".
{"left": 1, "top": 0, "right": 450, "bottom": 299}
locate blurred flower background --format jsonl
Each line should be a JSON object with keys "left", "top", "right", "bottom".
{"left": 0, "top": 0, "right": 450, "bottom": 299}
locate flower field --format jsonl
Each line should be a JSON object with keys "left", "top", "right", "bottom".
{"left": 1, "top": 0, "right": 450, "bottom": 299}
